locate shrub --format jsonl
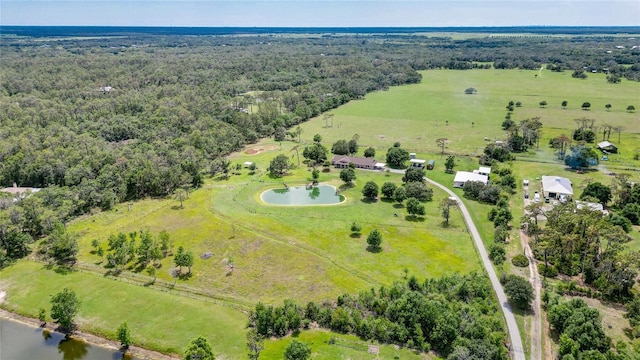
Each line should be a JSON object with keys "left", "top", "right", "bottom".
{"left": 622, "top": 203, "right": 640, "bottom": 225}
{"left": 488, "top": 244, "right": 506, "bottom": 265}
{"left": 538, "top": 264, "right": 558, "bottom": 278}
{"left": 494, "top": 225, "right": 508, "bottom": 243}
{"left": 381, "top": 182, "right": 397, "bottom": 198}
{"left": 404, "top": 182, "right": 433, "bottom": 202}
{"left": 512, "top": 254, "right": 530, "bottom": 267}
{"left": 362, "top": 181, "right": 379, "bottom": 200}
{"left": 610, "top": 213, "right": 632, "bottom": 233}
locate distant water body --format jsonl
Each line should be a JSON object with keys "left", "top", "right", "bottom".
{"left": 1, "top": 25, "right": 639, "bottom": 37}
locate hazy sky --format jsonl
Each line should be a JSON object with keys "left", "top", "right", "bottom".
{"left": 2, "top": 1, "right": 639, "bottom": 27}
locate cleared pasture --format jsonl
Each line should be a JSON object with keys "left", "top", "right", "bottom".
{"left": 69, "top": 163, "right": 480, "bottom": 305}
{"left": 300, "top": 69, "right": 639, "bottom": 158}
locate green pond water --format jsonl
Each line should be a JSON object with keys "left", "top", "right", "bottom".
{"left": 0, "top": 318, "right": 134, "bottom": 360}
{"left": 261, "top": 185, "right": 344, "bottom": 205}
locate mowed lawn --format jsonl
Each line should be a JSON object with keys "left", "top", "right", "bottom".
{"left": 0, "top": 260, "right": 247, "bottom": 358}
{"left": 300, "top": 69, "right": 639, "bottom": 156}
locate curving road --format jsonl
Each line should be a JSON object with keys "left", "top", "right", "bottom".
{"left": 389, "top": 169, "right": 526, "bottom": 360}
{"left": 426, "top": 177, "right": 526, "bottom": 360}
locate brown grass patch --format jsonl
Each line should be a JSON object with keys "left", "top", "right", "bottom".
{"left": 571, "top": 296, "right": 629, "bottom": 343}
{"left": 244, "top": 144, "right": 279, "bottom": 155}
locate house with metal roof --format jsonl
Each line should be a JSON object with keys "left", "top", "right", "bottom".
{"left": 597, "top": 141, "right": 618, "bottom": 153}
{"left": 541, "top": 176, "right": 573, "bottom": 199}
{"left": 453, "top": 171, "right": 489, "bottom": 188}
{"left": 331, "top": 155, "right": 378, "bottom": 170}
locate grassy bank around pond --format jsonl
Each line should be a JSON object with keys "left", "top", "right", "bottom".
{"left": 0, "top": 260, "right": 247, "bottom": 358}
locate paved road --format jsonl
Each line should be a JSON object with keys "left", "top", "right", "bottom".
{"left": 389, "top": 169, "right": 526, "bottom": 360}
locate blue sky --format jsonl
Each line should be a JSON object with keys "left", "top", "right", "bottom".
{"left": 2, "top": 1, "right": 639, "bottom": 27}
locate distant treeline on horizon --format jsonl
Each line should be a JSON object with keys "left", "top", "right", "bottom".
{"left": 2, "top": 25, "right": 640, "bottom": 37}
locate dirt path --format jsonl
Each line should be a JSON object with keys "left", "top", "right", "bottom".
{"left": 520, "top": 230, "right": 542, "bottom": 360}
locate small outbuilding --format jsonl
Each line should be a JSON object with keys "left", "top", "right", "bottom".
{"left": 576, "top": 201, "right": 608, "bottom": 215}
{"left": 243, "top": 161, "right": 255, "bottom": 168}
{"left": 0, "top": 183, "right": 41, "bottom": 201}
{"left": 597, "top": 141, "right": 618, "bottom": 154}
{"left": 426, "top": 160, "right": 435, "bottom": 170}
{"left": 478, "top": 166, "right": 491, "bottom": 176}
{"left": 453, "top": 171, "right": 489, "bottom": 188}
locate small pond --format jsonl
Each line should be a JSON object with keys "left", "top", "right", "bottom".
{"left": 0, "top": 318, "right": 133, "bottom": 360}
{"left": 261, "top": 185, "right": 344, "bottom": 206}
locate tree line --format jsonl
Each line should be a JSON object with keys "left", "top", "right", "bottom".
{"left": 248, "top": 272, "right": 509, "bottom": 359}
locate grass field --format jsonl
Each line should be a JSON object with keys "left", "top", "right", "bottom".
{"left": 2, "top": 68, "right": 639, "bottom": 358}
{"left": 68, "top": 166, "right": 480, "bottom": 305}
{"left": 300, "top": 69, "right": 639, "bottom": 160}
{"left": 0, "top": 260, "right": 248, "bottom": 358}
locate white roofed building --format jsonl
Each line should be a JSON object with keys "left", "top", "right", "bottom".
{"left": 453, "top": 171, "right": 489, "bottom": 188}
{"left": 410, "top": 159, "right": 426, "bottom": 168}
{"left": 597, "top": 141, "right": 618, "bottom": 153}
{"left": 478, "top": 166, "right": 491, "bottom": 176}
{"left": 541, "top": 176, "right": 573, "bottom": 199}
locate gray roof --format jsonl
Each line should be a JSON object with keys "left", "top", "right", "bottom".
{"left": 331, "top": 155, "right": 377, "bottom": 167}
{"left": 597, "top": 141, "right": 617, "bottom": 149}
{"left": 541, "top": 176, "right": 573, "bottom": 195}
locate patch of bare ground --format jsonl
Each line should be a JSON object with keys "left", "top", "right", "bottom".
{"left": 244, "top": 144, "right": 278, "bottom": 155}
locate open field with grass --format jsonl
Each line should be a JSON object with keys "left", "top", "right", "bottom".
{"left": 300, "top": 69, "right": 639, "bottom": 160}
{"left": 0, "top": 260, "right": 248, "bottom": 357}
{"left": 69, "top": 163, "right": 480, "bottom": 305}
{"left": 2, "top": 68, "right": 639, "bottom": 358}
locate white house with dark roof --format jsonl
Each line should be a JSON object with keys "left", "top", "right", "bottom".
{"left": 453, "top": 171, "right": 489, "bottom": 188}
{"left": 541, "top": 176, "right": 573, "bottom": 199}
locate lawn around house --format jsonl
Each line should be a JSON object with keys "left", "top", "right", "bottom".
{"left": 1, "top": 68, "right": 638, "bottom": 358}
